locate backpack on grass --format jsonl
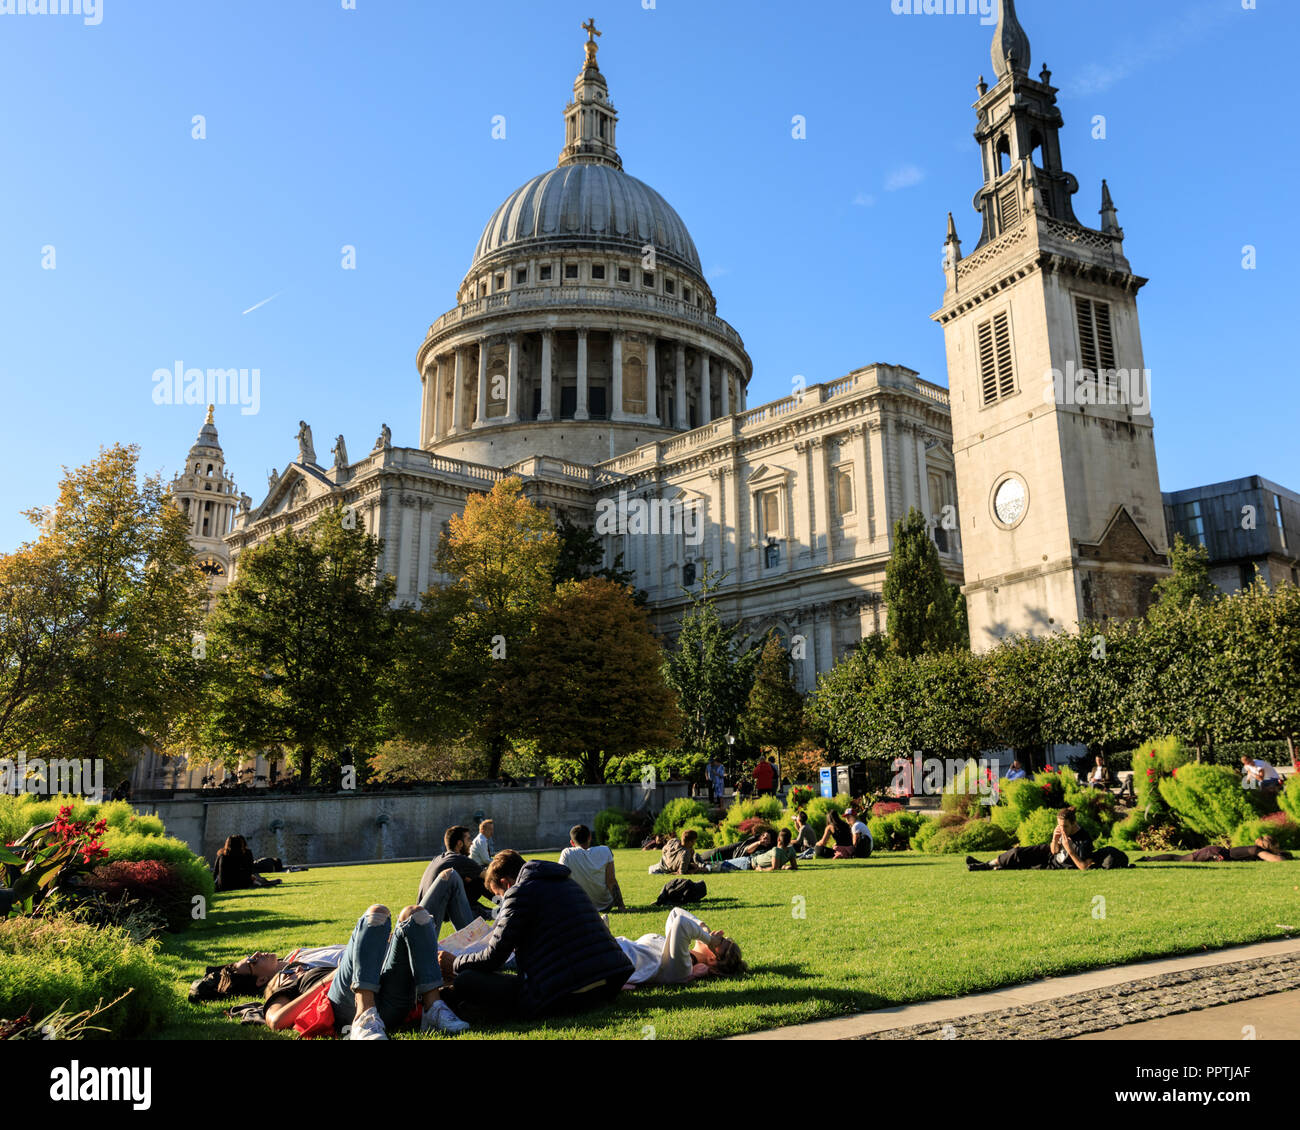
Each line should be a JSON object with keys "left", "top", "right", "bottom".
{"left": 655, "top": 878, "right": 707, "bottom": 906}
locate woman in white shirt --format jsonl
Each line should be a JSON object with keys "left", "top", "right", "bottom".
{"left": 614, "top": 908, "right": 746, "bottom": 987}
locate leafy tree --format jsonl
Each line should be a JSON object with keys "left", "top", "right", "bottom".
{"left": 508, "top": 577, "right": 679, "bottom": 783}
{"left": 1150, "top": 534, "right": 1216, "bottom": 617}
{"left": 193, "top": 507, "right": 395, "bottom": 786}
{"left": 0, "top": 444, "right": 206, "bottom": 780}
{"left": 982, "top": 635, "right": 1058, "bottom": 770}
{"left": 662, "top": 564, "right": 759, "bottom": 767}
{"left": 390, "top": 477, "right": 559, "bottom": 778}
{"left": 882, "top": 507, "right": 966, "bottom": 656}
{"left": 739, "top": 630, "right": 804, "bottom": 758}
{"left": 552, "top": 512, "right": 637, "bottom": 596}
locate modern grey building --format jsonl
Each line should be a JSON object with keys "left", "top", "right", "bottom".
{"left": 1163, "top": 477, "right": 1300, "bottom": 593}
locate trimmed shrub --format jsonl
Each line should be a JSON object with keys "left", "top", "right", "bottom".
{"left": 1231, "top": 815, "right": 1300, "bottom": 852}
{"left": 1129, "top": 736, "right": 1192, "bottom": 815}
{"left": 951, "top": 820, "right": 1012, "bottom": 853}
{"left": 81, "top": 860, "right": 195, "bottom": 933}
{"left": 996, "top": 775, "right": 1055, "bottom": 830}
{"left": 0, "top": 914, "right": 174, "bottom": 1038}
{"left": 653, "top": 798, "right": 711, "bottom": 838}
{"left": 1158, "top": 763, "right": 1260, "bottom": 843}
{"left": 1016, "top": 807, "right": 1060, "bottom": 848}
{"left": 990, "top": 803, "right": 1023, "bottom": 839}
{"left": 870, "top": 810, "right": 923, "bottom": 851}
{"left": 720, "top": 795, "right": 783, "bottom": 844}
{"left": 99, "top": 831, "right": 214, "bottom": 907}
{"left": 1060, "top": 772, "right": 1119, "bottom": 840}
{"left": 911, "top": 817, "right": 941, "bottom": 852}
{"left": 594, "top": 807, "right": 630, "bottom": 846}
{"left": 940, "top": 760, "right": 995, "bottom": 820}
{"left": 1279, "top": 775, "right": 1300, "bottom": 823}
{"left": 602, "top": 821, "right": 640, "bottom": 849}
{"left": 0, "top": 795, "right": 165, "bottom": 848}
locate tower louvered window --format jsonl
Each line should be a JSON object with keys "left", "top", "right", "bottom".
{"left": 1075, "top": 297, "right": 1117, "bottom": 381}
{"left": 999, "top": 185, "right": 1021, "bottom": 231}
{"left": 977, "top": 311, "right": 1016, "bottom": 406}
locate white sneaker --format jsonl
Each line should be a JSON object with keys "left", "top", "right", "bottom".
{"left": 422, "top": 999, "right": 470, "bottom": 1035}
{"left": 348, "top": 1006, "right": 387, "bottom": 1040}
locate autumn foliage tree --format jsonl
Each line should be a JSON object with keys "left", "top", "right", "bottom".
{"left": 507, "top": 577, "right": 679, "bottom": 783}
{"left": 0, "top": 444, "right": 206, "bottom": 779}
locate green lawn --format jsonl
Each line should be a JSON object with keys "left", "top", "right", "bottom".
{"left": 155, "top": 851, "right": 1300, "bottom": 1040}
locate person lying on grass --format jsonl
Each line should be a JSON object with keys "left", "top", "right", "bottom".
{"left": 261, "top": 901, "right": 469, "bottom": 1039}
{"left": 1139, "top": 835, "right": 1293, "bottom": 864}
{"left": 967, "top": 807, "right": 1109, "bottom": 872}
{"left": 649, "top": 828, "right": 707, "bottom": 874}
{"left": 705, "top": 828, "right": 799, "bottom": 872}
{"left": 614, "top": 906, "right": 747, "bottom": 986}
{"left": 697, "top": 828, "right": 775, "bottom": 869}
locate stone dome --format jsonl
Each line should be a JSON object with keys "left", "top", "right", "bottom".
{"left": 471, "top": 163, "right": 702, "bottom": 277}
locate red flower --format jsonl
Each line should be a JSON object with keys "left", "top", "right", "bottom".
{"left": 1149, "top": 751, "right": 1156, "bottom": 758}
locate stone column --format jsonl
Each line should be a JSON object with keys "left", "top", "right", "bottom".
{"left": 451, "top": 347, "right": 466, "bottom": 436}
{"left": 916, "top": 433, "right": 932, "bottom": 526}
{"left": 720, "top": 362, "right": 730, "bottom": 416}
{"left": 739, "top": 382, "right": 747, "bottom": 413}
{"left": 675, "top": 343, "right": 687, "bottom": 429}
{"left": 611, "top": 330, "right": 625, "bottom": 420}
{"left": 419, "top": 371, "right": 430, "bottom": 446}
{"left": 815, "top": 608, "right": 835, "bottom": 681}
{"left": 430, "top": 359, "right": 443, "bottom": 442}
{"left": 700, "top": 353, "right": 712, "bottom": 425}
{"left": 646, "top": 338, "right": 658, "bottom": 423}
{"left": 575, "top": 329, "right": 590, "bottom": 421}
{"left": 538, "top": 331, "right": 554, "bottom": 421}
{"left": 869, "top": 421, "right": 890, "bottom": 549}
{"left": 809, "top": 436, "right": 828, "bottom": 565}
{"left": 505, "top": 335, "right": 520, "bottom": 423}
{"left": 475, "top": 340, "right": 489, "bottom": 428}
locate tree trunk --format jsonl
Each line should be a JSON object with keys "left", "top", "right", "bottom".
{"left": 300, "top": 747, "right": 315, "bottom": 787}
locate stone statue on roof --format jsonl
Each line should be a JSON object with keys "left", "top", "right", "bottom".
{"left": 296, "top": 421, "right": 316, "bottom": 465}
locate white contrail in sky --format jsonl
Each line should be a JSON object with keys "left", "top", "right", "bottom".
{"left": 242, "top": 291, "right": 282, "bottom": 316}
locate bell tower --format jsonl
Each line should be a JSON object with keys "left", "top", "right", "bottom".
{"left": 171, "top": 405, "right": 241, "bottom": 604}
{"left": 932, "top": 0, "right": 1168, "bottom": 651}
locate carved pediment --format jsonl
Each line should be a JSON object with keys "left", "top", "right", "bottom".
{"left": 1077, "top": 506, "right": 1163, "bottom": 566}
{"left": 747, "top": 463, "right": 792, "bottom": 489}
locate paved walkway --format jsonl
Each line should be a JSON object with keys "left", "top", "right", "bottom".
{"left": 732, "top": 936, "right": 1300, "bottom": 1041}
{"left": 1073, "top": 989, "right": 1300, "bottom": 1041}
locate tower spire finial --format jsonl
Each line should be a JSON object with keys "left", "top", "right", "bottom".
{"left": 205, "top": 403, "right": 215, "bottom": 426}
{"left": 991, "top": 0, "right": 1032, "bottom": 81}
{"left": 558, "top": 20, "right": 622, "bottom": 170}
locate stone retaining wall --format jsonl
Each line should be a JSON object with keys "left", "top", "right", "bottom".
{"left": 146, "top": 782, "right": 689, "bottom": 867}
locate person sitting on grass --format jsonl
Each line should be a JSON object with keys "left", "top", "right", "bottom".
{"left": 559, "top": 823, "right": 627, "bottom": 913}
{"left": 263, "top": 902, "right": 469, "bottom": 1039}
{"left": 437, "top": 850, "right": 634, "bottom": 1021}
{"left": 470, "top": 819, "right": 496, "bottom": 866}
{"left": 814, "top": 809, "right": 871, "bottom": 859}
{"left": 1240, "top": 755, "right": 1283, "bottom": 796}
{"left": 1139, "top": 835, "right": 1292, "bottom": 864}
{"left": 615, "top": 906, "right": 747, "bottom": 986}
{"left": 967, "top": 807, "right": 1094, "bottom": 872}
{"left": 213, "top": 834, "right": 282, "bottom": 892}
{"left": 649, "top": 829, "right": 706, "bottom": 874}
{"left": 752, "top": 828, "right": 799, "bottom": 871}
{"left": 1005, "top": 761, "right": 1027, "bottom": 781}
{"left": 792, "top": 811, "right": 817, "bottom": 858}
{"left": 418, "top": 825, "right": 493, "bottom": 919}
{"left": 698, "top": 828, "right": 775, "bottom": 870}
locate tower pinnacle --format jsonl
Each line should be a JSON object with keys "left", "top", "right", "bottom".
{"left": 991, "top": 0, "right": 1032, "bottom": 81}
{"left": 559, "top": 19, "right": 622, "bottom": 170}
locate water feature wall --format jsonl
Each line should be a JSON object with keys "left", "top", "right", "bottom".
{"left": 147, "top": 782, "right": 690, "bottom": 867}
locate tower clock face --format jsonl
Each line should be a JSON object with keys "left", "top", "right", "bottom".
{"left": 992, "top": 476, "right": 1027, "bottom": 527}
{"left": 199, "top": 559, "right": 226, "bottom": 578}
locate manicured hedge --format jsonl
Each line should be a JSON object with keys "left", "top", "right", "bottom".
{"left": 0, "top": 915, "right": 175, "bottom": 1038}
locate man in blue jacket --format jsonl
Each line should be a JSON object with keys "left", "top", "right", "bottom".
{"left": 439, "top": 850, "right": 633, "bottom": 1021}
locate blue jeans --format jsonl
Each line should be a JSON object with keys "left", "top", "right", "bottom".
{"left": 418, "top": 869, "right": 475, "bottom": 932}
{"left": 328, "top": 907, "right": 442, "bottom": 1032}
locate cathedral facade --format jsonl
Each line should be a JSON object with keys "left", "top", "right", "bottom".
{"left": 218, "top": 21, "right": 964, "bottom": 692}
{"left": 199, "top": 2, "right": 1166, "bottom": 692}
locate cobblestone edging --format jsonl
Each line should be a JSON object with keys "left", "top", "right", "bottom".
{"left": 861, "top": 951, "right": 1300, "bottom": 1040}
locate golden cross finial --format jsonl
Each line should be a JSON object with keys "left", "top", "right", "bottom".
{"left": 582, "top": 18, "right": 601, "bottom": 44}
{"left": 205, "top": 404, "right": 215, "bottom": 425}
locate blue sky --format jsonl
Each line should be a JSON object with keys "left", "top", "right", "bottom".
{"left": 1, "top": 0, "right": 1296, "bottom": 552}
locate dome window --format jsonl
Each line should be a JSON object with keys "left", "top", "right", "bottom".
{"left": 515, "top": 267, "right": 527, "bottom": 285}
{"left": 540, "top": 264, "right": 553, "bottom": 281}
{"left": 664, "top": 279, "right": 675, "bottom": 296}
{"left": 591, "top": 264, "right": 606, "bottom": 280}
{"left": 642, "top": 272, "right": 655, "bottom": 288}
{"left": 683, "top": 286, "right": 692, "bottom": 302}
{"left": 618, "top": 267, "right": 631, "bottom": 284}
{"left": 565, "top": 263, "right": 579, "bottom": 280}
{"left": 494, "top": 273, "right": 505, "bottom": 291}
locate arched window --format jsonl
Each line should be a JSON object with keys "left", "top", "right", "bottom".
{"left": 623, "top": 356, "right": 646, "bottom": 415}
{"left": 996, "top": 135, "right": 1011, "bottom": 177}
